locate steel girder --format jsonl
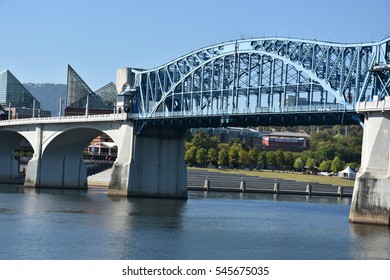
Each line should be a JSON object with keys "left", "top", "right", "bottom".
{"left": 134, "top": 37, "right": 390, "bottom": 118}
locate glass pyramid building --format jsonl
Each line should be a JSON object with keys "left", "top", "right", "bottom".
{"left": 0, "top": 69, "right": 40, "bottom": 109}
{"left": 66, "top": 65, "right": 117, "bottom": 111}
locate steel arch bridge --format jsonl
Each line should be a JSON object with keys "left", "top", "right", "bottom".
{"left": 131, "top": 37, "right": 390, "bottom": 129}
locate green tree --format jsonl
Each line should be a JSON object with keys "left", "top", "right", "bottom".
{"left": 257, "top": 151, "right": 267, "bottom": 169}
{"left": 299, "top": 150, "right": 313, "bottom": 165}
{"left": 314, "top": 141, "right": 335, "bottom": 162}
{"left": 184, "top": 144, "right": 196, "bottom": 166}
{"left": 247, "top": 148, "right": 258, "bottom": 168}
{"left": 238, "top": 149, "right": 248, "bottom": 168}
{"left": 310, "top": 131, "right": 332, "bottom": 149}
{"left": 207, "top": 148, "right": 218, "bottom": 167}
{"left": 275, "top": 149, "right": 285, "bottom": 170}
{"left": 228, "top": 144, "right": 240, "bottom": 168}
{"left": 218, "top": 143, "right": 230, "bottom": 151}
{"left": 195, "top": 148, "right": 207, "bottom": 167}
{"left": 191, "top": 131, "right": 218, "bottom": 150}
{"left": 266, "top": 151, "right": 277, "bottom": 169}
{"left": 293, "top": 157, "right": 304, "bottom": 171}
{"left": 191, "top": 131, "right": 208, "bottom": 148}
{"left": 318, "top": 160, "right": 332, "bottom": 172}
{"left": 207, "top": 136, "right": 219, "bottom": 151}
{"left": 331, "top": 156, "right": 344, "bottom": 173}
{"left": 218, "top": 148, "right": 229, "bottom": 167}
{"left": 345, "top": 162, "right": 359, "bottom": 171}
{"left": 305, "top": 157, "right": 316, "bottom": 171}
{"left": 284, "top": 152, "right": 295, "bottom": 170}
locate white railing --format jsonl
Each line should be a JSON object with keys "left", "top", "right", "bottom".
{"left": 130, "top": 104, "right": 351, "bottom": 120}
{"left": 356, "top": 99, "right": 390, "bottom": 112}
{"left": 0, "top": 113, "right": 128, "bottom": 127}
{"left": 0, "top": 104, "right": 354, "bottom": 127}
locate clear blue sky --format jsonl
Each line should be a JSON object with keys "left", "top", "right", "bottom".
{"left": 0, "top": 0, "right": 389, "bottom": 90}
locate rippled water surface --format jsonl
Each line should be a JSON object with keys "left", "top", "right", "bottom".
{"left": 0, "top": 186, "right": 389, "bottom": 260}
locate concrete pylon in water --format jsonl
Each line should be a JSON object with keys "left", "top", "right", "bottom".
{"left": 108, "top": 125, "right": 187, "bottom": 199}
{"left": 349, "top": 102, "right": 390, "bottom": 226}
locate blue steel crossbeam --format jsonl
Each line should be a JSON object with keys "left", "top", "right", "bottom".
{"left": 129, "top": 37, "right": 390, "bottom": 128}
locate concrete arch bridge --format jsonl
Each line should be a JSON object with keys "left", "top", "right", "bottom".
{"left": 0, "top": 114, "right": 187, "bottom": 198}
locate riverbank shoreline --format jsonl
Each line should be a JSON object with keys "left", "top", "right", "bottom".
{"left": 187, "top": 168, "right": 352, "bottom": 197}
{"left": 86, "top": 167, "right": 353, "bottom": 197}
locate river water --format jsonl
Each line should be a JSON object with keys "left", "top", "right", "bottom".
{"left": 0, "top": 186, "right": 389, "bottom": 260}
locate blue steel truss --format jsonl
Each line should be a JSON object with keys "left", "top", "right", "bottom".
{"left": 132, "top": 37, "right": 390, "bottom": 127}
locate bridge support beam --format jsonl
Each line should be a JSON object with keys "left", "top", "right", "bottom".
{"left": 108, "top": 124, "right": 187, "bottom": 199}
{"left": 350, "top": 109, "right": 390, "bottom": 226}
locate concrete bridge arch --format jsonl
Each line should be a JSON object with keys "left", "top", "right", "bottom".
{"left": 0, "top": 120, "right": 125, "bottom": 189}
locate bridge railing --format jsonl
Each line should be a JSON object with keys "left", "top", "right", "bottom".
{"left": 131, "top": 104, "right": 351, "bottom": 120}
{"left": 356, "top": 98, "right": 390, "bottom": 112}
{"left": 0, "top": 113, "right": 128, "bottom": 126}
{"left": 0, "top": 104, "right": 354, "bottom": 126}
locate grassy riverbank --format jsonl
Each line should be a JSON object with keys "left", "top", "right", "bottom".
{"left": 188, "top": 167, "right": 355, "bottom": 187}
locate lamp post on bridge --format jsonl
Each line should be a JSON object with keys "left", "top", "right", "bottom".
{"left": 58, "top": 97, "right": 64, "bottom": 117}
{"left": 32, "top": 100, "right": 35, "bottom": 119}
{"left": 85, "top": 94, "right": 89, "bottom": 117}
{"left": 8, "top": 102, "right": 11, "bottom": 120}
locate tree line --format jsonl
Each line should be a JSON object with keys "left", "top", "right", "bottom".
{"left": 184, "top": 127, "right": 362, "bottom": 173}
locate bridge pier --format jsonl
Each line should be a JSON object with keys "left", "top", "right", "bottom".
{"left": 0, "top": 131, "right": 23, "bottom": 182}
{"left": 350, "top": 102, "right": 390, "bottom": 226}
{"left": 108, "top": 124, "right": 187, "bottom": 199}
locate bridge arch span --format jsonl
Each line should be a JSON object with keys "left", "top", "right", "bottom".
{"left": 22, "top": 122, "right": 124, "bottom": 190}
{"left": 37, "top": 123, "right": 121, "bottom": 154}
{"left": 37, "top": 127, "right": 108, "bottom": 188}
{"left": 149, "top": 49, "right": 346, "bottom": 115}
{"left": 135, "top": 37, "right": 389, "bottom": 118}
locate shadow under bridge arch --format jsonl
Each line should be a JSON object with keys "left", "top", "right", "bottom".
{"left": 27, "top": 127, "right": 117, "bottom": 189}
{"left": 0, "top": 130, "right": 33, "bottom": 182}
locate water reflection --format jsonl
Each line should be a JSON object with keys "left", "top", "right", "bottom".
{"left": 103, "top": 196, "right": 186, "bottom": 259}
{"left": 0, "top": 184, "right": 24, "bottom": 194}
{"left": 198, "top": 190, "right": 352, "bottom": 205}
{"left": 0, "top": 186, "right": 389, "bottom": 260}
{"left": 350, "top": 223, "right": 390, "bottom": 259}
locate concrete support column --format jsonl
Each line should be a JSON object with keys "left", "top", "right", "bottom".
{"left": 350, "top": 111, "right": 390, "bottom": 226}
{"left": 108, "top": 123, "right": 134, "bottom": 196}
{"left": 108, "top": 124, "right": 187, "bottom": 199}
{"left": 24, "top": 125, "right": 43, "bottom": 187}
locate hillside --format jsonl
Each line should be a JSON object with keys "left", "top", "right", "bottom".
{"left": 24, "top": 83, "right": 67, "bottom": 116}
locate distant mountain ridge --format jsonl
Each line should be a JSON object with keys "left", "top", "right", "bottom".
{"left": 24, "top": 83, "right": 67, "bottom": 116}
